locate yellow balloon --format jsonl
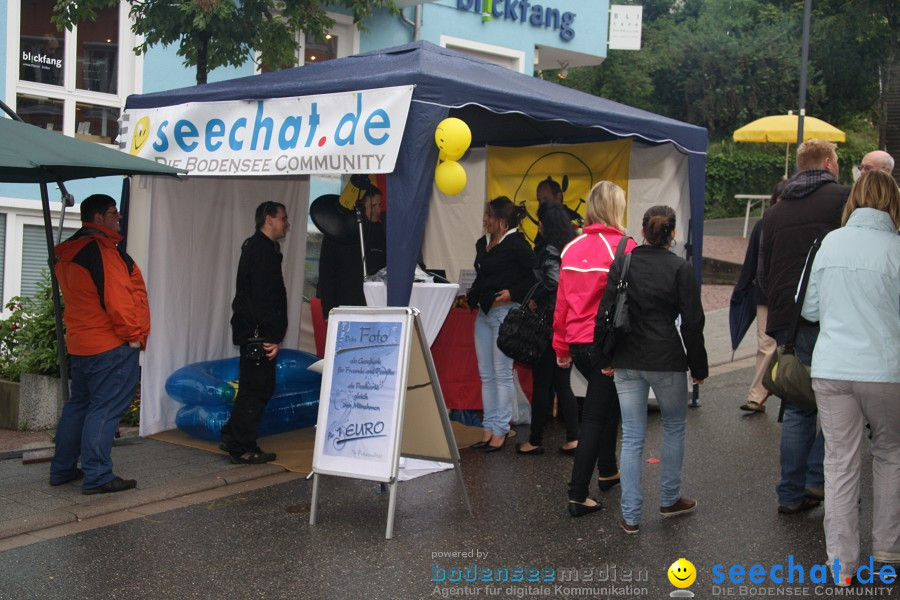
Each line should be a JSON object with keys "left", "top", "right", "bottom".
{"left": 435, "top": 118, "right": 472, "bottom": 162}
{"left": 435, "top": 160, "right": 467, "bottom": 196}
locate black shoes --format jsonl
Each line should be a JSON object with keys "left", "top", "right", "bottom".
{"left": 50, "top": 468, "right": 84, "bottom": 486}
{"left": 559, "top": 445, "right": 577, "bottom": 456}
{"left": 220, "top": 440, "right": 276, "bottom": 464}
{"left": 483, "top": 434, "right": 507, "bottom": 453}
{"left": 470, "top": 440, "right": 491, "bottom": 449}
{"left": 230, "top": 450, "right": 277, "bottom": 464}
{"left": 597, "top": 473, "right": 621, "bottom": 492}
{"left": 515, "top": 443, "right": 545, "bottom": 456}
{"left": 83, "top": 476, "right": 137, "bottom": 495}
{"left": 568, "top": 498, "right": 603, "bottom": 517}
{"left": 778, "top": 497, "right": 820, "bottom": 514}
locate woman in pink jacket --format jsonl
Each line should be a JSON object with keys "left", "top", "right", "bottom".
{"left": 556, "top": 181, "right": 637, "bottom": 516}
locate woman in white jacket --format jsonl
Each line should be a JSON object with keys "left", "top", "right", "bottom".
{"left": 801, "top": 169, "right": 900, "bottom": 584}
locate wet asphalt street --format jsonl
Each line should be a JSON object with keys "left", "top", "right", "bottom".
{"left": 0, "top": 365, "right": 894, "bottom": 600}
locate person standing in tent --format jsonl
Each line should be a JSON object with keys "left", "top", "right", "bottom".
{"left": 533, "top": 177, "right": 581, "bottom": 248}
{"left": 733, "top": 180, "right": 785, "bottom": 413}
{"left": 515, "top": 202, "right": 578, "bottom": 457}
{"left": 220, "top": 201, "right": 290, "bottom": 464}
{"left": 49, "top": 194, "right": 150, "bottom": 494}
{"left": 316, "top": 183, "right": 386, "bottom": 317}
{"left": 468, "top": 196, "right": 536, "bottom": 452}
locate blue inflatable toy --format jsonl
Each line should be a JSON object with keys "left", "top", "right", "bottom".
{"left": 166, "top": 349, "right": 321, "bottom": 441}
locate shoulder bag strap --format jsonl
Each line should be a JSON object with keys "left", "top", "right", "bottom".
{"left": 521, "top": 281, "right": 542, "bottom": 305}
{"left": 614, "top": 236, "right": 633, "bottom": 290}
{"left": 786, "top": 233, "right": 826, "bottom": 344}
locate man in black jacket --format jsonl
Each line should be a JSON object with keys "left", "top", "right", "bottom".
{"left": 759, "top": 139, "right": 848, "bottom": 514}
{"left": 316, "top": 186, "right": 386, "bottom": 317}
{"left": 220, "top": 201, "right": 290, "bottom": 464}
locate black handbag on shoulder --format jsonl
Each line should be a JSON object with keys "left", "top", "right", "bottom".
{"left": 594, "top": 236, "right": 633, "bottom": 358}
{"left": 761, "top": 235, "right": 825, "bottom": 412}
{"left": 496, "top": 282, "right": 552, "bottom": 365}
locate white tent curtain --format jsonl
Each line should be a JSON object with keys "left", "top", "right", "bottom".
{"left": 137, "top": 176, "right": 309, "bottom": 436}
{"left": 421, "top": 142, "right": 692, "bottom": 287}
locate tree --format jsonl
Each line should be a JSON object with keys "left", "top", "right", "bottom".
{"left": 52, "top": 0, "right": 398, "bottom": 85}
{"left": 808, "top": 0, "right": 898, "bottom": 147}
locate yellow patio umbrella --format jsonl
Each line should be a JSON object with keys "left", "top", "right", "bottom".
{"left": 733, "top": 113, "right": 846, "bottom": 177}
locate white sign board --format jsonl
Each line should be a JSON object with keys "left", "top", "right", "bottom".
{"left": 121, "top": 85, "right": 414, "bottom": 176}
{"left": 309, "top": 307, "right": 472, "bottom": 538}
{"left": 609, "top": 5, "right": 643, "bottom": 50}
{"left": 313, "top": 311, "right": 409, "bottom": 482}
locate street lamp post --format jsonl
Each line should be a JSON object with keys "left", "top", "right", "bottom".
{"left": 797, "top": 0, "right": 812, "bottom": 144}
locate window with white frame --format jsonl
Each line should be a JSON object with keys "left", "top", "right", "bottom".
{"left": 11, "top": 0, "right": 140, "bottom": 145}
{"left": 0, "top": 204, "right": 82, "bottom": 312}
{"left": 257, "top": 15, "right": 358, "bottom": 73}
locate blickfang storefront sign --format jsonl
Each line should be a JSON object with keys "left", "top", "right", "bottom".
{"left": 121, "top": 85, "right": 414, "bottom": 176}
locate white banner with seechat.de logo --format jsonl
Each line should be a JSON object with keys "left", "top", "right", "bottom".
{"left": 121, "top": 85, "right": 414, "bottom": 177}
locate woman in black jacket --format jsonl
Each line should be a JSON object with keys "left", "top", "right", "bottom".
{"left": 516, "top": 202, "right": 578, "bottom": 456}
{"left": 597, "top": 205, "right": 708, "bottom": 534}
{"left": 468, "top": 197, "right": 536, "bottom": 452}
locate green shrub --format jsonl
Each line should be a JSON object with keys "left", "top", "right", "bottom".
{"left": 0, "top": 271, "right": 64, "bottom": 382}
{"left": 705, "top": 142, "right": 872, "bottom": 219}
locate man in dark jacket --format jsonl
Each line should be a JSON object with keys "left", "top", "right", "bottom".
{"left": 759, "top": 139, "right": 848, "bottom": 514}
{"left": 220, "top": 201, "right": 290, "bottom": 464}
{"left": 316, "top": 186, "right": 386, "bottom": 317}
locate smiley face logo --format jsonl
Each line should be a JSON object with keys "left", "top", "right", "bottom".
{"left": 668, "top": 558, "right": 696, "bottom": 588}
{"left": 130, "top": 116, "right": 150, "bottom": 155}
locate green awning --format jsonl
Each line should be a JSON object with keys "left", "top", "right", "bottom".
{"left": 0, "top": 117, "right": 185, "bottom": 184}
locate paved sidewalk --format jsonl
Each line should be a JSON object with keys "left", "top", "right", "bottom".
{"left": 0, "top": 222, "right": 757, "bottom": 550}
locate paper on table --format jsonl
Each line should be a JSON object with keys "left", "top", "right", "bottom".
{"left": 458, "top": 268, "right": 476, "bottom": 294}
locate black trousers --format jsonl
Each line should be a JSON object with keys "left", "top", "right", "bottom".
{"left": 567, "top": 343, "right": 621, "bottom": 501}
{"left": 221, "top": 344, "right": 276, "bottom": 454}
{"left": 529, "top": 344, "right": 578, "bottom": 446}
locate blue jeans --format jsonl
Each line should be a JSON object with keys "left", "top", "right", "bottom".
{"left": 772, "top": 325, "right": 825, "bottom": 505}
{"left": 474, "top": 304, "right": 515, "bottom": 436}
{"left": 615, "top": 369, "right": 688, "bottom": 526}
{"left": 50, "top": 345, "right": 141, "bottom": 489}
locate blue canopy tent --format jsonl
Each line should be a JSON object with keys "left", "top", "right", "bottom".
{"left": 126, "top": 41, "right": 708, "bottom": 307}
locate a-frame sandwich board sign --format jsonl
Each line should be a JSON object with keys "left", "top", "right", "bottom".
{"left": 309, "top": 307, "right": 472, "bottom": 539}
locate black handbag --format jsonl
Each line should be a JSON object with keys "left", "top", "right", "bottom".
{"left": 496, "top": 282, "right": 552, "bottom": 365}
{"left": 594, "top": 236, "right": 633, "bottom": 357}
{"left": 762, "top": 235, "right": 825, "bottom": 412}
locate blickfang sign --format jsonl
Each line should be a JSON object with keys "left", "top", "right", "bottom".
{"left": 121, "top": 85, "right": 414, "bottom": 177}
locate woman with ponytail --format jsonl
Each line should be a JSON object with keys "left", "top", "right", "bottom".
{"left": 597, "top": 205, "right": 708, "bottom": 534}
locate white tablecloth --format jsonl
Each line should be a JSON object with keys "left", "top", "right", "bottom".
{"left": 363, "top": 282, "right": 459, "bottom": 346}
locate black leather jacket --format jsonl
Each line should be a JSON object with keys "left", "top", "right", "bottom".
{"left": 230, "top": 231, "right": 288, "bottom": 345}
{"left": 597, "top": 245, "right": 708, "bottom": 379}
{"left": 532, "top": 243, "right": 561, "bottom": 311}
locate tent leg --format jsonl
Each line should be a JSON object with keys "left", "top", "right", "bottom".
{"left": 40, "top": 183, "right": 70, "bottom": 404}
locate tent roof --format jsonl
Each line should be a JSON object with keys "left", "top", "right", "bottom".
{"left": 126, "top": 41, "right": 707, "bottom": 155}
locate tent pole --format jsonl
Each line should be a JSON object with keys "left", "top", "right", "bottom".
{"left": 40, "top": 183, "right": 70, "bottom": 404}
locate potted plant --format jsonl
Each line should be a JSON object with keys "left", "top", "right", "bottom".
{"left": 0, "top": 299, "right": 25, "bottom": 429}
{"left": 0, "top": 271, "right": 66, "bottom": 431}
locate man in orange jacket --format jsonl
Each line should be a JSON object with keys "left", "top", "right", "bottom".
{"left": 49, "top": 194, "right": 150, "bottom": 494}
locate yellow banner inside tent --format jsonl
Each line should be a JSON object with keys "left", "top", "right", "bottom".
{"left": 486, "top": 140, "right": 631, "bottom": 246}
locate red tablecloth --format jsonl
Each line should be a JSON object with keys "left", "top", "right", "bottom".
{"left": 431, "top": 308, "right": 532, "bottom": 410}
